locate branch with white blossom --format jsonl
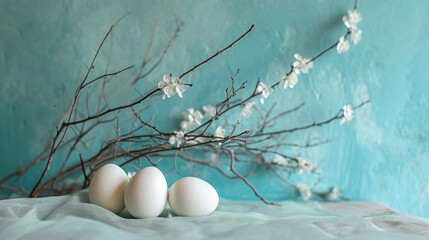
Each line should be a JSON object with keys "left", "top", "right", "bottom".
{"left": 0, "top": 1, "right": 368, "bottom": 204}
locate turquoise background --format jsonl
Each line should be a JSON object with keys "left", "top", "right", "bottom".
{"left": 1, "top": 0, "right": 429, "bottom": 218}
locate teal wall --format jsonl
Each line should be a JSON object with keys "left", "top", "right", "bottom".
{"left": 1, "top": 0, "right": 429, "bottom": 218}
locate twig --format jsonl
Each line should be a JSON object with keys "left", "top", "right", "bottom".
{"left": 29, "top": 15, "right": 128, "bottom": 197}
{"left": 179, "top": 24, "right": 254, "bottom": 79}
{"left": 79, "top": 154, "right": 89, "bottom": 189}
{"left": 82, "top": 65, "right": 135, "bottom": 88}
{"left": 226, "top": 149, "right": 279, "bottom": 205}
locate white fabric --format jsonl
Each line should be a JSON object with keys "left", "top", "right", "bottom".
{"left": 0, "top": 191, "right": 428, "bottom": 240}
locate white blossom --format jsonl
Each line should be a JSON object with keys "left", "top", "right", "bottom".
{"left": 351, "top": 29, "right": 362, "bottom": 45}
{"left": 292, "top": 54, "right": 313, "bottom": 75}
{"left": 273, "top": 155, "right": 288, "bottom": 167}
{"left": 180, "top": 120, "right": 192, "bottom": 131}
{"left": 328, "top": 187, "right": 341, "bottom": 200}
{"left": 184, "top": 137, "right": 205, "bottom": 146}
{"left": 342, "top": 10, "right": 362, "bottom": 30}
{"left": 169, "top": 131, "right": 186, "bottom": 147}
{"left": 297, "top": 158, "right": 314, "bottom": 174}
{"left": 158, "top": 74, "right": 187, "bottom": 99}
{"left": 281, "top": 73, "right": 298, "bottom": 89}
{"left": 209, "top": 153, "right": 219, "bottom": 162}
{"left": 187, "top": 108, "right": 204, "bottom": 125}
{"left": 297, "top": 183, "right": 312, "bottom": 201}
{"left": 340, "top": 104, "right": 354, "bottom": 125}
{"left": 336, "top": 36, "right": 350, "bottom": 54}
{"left": 214, "top": 126, "right": 226, "bottom": 138}
{"left": 203, "top": 105, "right": 217, "bottom": 117}
{"left": 256, "top": 82, "right": 273, "bottom": 104}
{"left": 127, "top": 172, "right": 136, "bottom": 180}
{"left": 240, "top": 102, "right": 255, "bottom": 117}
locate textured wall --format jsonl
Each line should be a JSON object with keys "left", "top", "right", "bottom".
{"left": 1, "top": 0, "right": 429, "bottom": 218}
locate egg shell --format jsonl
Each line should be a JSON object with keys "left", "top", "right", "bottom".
{"left": 168, "top": 177, "right": 219, "bottom": 217}
{"left": 89, "top": 164, "right": 129, "bottom": 214}
{"left": 124, "top": 167, "right": 167, "bottom": 218}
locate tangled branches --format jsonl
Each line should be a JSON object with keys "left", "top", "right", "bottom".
{"left": 0, "top": 1, "right": 369, "bottom": 204}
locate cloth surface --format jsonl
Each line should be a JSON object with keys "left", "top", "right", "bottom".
{"left": 0, "top": 192, "right": 429, "bottom": 240}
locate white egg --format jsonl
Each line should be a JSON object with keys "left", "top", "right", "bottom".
{"left": 124, "top": 167, "right": 167, "bottom": 218}
{"left": 89, "top": 164, "right": 129, "bottom": 214}
{"left": 168, "top": 177, "right": 219, "bottom": 217}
